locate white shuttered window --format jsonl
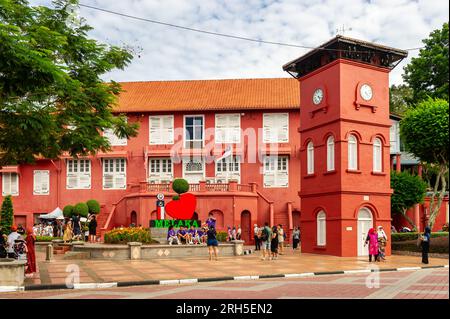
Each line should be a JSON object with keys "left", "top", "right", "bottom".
{"left": 2, "top": 173, "right": 19, "bottom": 196}
{"left": 263, "top": 156, "right": 289, "bottom": 188}
{"left": 327, "top": 136, "right": 335, "bottom": 171}
{"left": 215, "top": 114, "right": 241, "bottom": 143}
{"left": 215, "top": 156, "right": 240, "bottom": 183}
{"left": 66, "top": 160, "right": 91, "bottom": 189}
{"left": 149, "top": 115, "right": 174, "bottom": 145}
{"left": 263, "top": 113, "right": 289, "bottom": 143}
{"left": 33, "top": 170, "right": 50, "bottom": 195}
{"left": 373, "top": 138, "right": 382, "bottom": 172}
{"left": 104, "top": 128, "right": 127, "bottom": 146}
{"left": 103, "top": 158, "right": 126, "bottom": 189}
{"left": 307, "top": 141, "right": 314, "bottom": 174}
{"left": 348, "top": 135, "right": 358, "bottom": 170}
{"left": 317, "top": 211, "right": 326, "bottom": 246}
{"left": 148, "top": 158, "right": 173, "bottom": 183}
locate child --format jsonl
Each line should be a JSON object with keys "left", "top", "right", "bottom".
{"left": 187, "top": 225, "right": 196, "bottom": 245}
{"left": 177, "top": 226, "right": 188, "bottom": 244}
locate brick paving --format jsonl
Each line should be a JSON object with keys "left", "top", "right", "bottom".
{"left": 20, "top": 250, "right": 448, "bottom": 286}
{"left": 1, "top": 268, "right": 447, "bottom": 299}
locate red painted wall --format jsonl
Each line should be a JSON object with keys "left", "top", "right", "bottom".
{"left": 298, "top": 59, "right": 393, "bottom": 257}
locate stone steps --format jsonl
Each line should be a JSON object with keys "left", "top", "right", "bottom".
{"left": 63, "top": 251, "right": 90, "bottom": 260}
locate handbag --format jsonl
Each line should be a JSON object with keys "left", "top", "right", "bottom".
{"left": 416, "top": 235, "right": 423, "bottom": 247}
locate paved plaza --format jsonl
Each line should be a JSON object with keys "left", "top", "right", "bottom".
{"left": 16, "top": 248, "right": 450, "bottom": 287}
{"left": 1, "top": 267, "right": 448, "bottom": 299}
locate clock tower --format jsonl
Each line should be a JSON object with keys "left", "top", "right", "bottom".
{"left": 283, "top": 36, "right": 407, "bottom": 256}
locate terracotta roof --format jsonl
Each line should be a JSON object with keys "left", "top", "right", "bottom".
{"left": 114, "top": 78, "right": 299, "bottom": 112}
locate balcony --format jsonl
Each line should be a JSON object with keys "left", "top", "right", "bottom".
{"left": 138, "top": 180, "right": 257, "bottom": 194}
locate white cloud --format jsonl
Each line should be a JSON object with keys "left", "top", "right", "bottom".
{"left": 29, "top": 0, "right": 448, "bottom": 85}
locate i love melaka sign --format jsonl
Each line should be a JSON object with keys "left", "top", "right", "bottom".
{"left": 150, "top": 219, "right": 202, "bottom": 228}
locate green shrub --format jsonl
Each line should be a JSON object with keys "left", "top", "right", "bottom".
{"left": 391, "top": 232, "right": 449, "bottom": 242}
{"left": 0, "top": 195, "right": 14, "bottom": 234}
{"left": 36, "top": 236, "right": 63, "bottom": 242}
{"left": 86, "top": 199, "right": 100, "bottom": 214}
{"left": 172, "top": 178, "right": 189, "bottom": 194}
{"left": 442, "top": 223, "right": 449, "bottom": 232}
{"left": 392, "top": 236, "right": 448, "bottom": 254}
{"left": 104, "top": 227, "right": 154, "bottom": 244}
{"left": 63, "top": 205, "right": 74, "bottom": 218}
{"left": 216, "top": 231, "right": 228, "bottom": 242}
{"left": 73, "top": 202, "right": 89, "bottom": 217}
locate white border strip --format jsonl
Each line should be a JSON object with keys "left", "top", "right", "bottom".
{"left": 0, "top": 286, "right": 24, "bottom": 292}
{"left": 179, "top": 279, "right": 198, "bottom": 284}
{"left": 73, "top": 282, "right": 117, "bottom": 289}
{"left": 233, "top": 275, "right": 259, "bottom": 280}
{"left": 159, "top": 279, "right": 180, "bottom": 285}
{"left": 344, "top": 269, "right": 372, "bottom": 274}
{"left": 397, "top": 267, "right": 422, "bottom": 271}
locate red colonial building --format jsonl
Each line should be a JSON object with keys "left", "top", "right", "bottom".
{"left": 1, "top": 36, "right": 448, "bottom": 256}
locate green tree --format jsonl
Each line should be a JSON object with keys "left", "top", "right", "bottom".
{"left": 0, "top": 195, "right": 14, "bottom": 234}
{"left": 403, "top": 23, "right": 449, "bottom": 104}
{"left": 389, "top": 84, "right": 414, "bottom": 114}
{"left": 86, "top": 199, "right": 100, "bottom": 215}
{"left": 391, "top": 171, "right": 427, "bottom": 231}
{"left": 63, "top": 204, "right": 74, "bottom": 218}
{"left": 172, "top": 178, "right": 189, "bottom": 200}
{"left": 400, "top": 98, "right": 449, "bottom": 229}
{"left": 73, "top": 202, "right": 88, "bottom": 217}
{"left": 0, "top": 0, "right": 138, "bottom": 166}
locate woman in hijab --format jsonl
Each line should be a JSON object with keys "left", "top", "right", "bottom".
{"left": 377, "top": 226, "right": 388, "bottom": 261}
{"left": 365, "top": 228, "right": 379, "bottom": 262}
{"left": 421, "top": 226, "right": 431, "bottom": 264}
{"left": 25, "top": 228, "right": 37, "bottom": 275}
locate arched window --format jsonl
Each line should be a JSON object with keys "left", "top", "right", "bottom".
{"left": 348, "top": 134, "right": 358, "bottom": 170}
{"left": 373, "top": 138, "right": 382, "bottom": 172}
{"left": 307, "top": 141, "right": 314, "bottom": 174}
{"left": 326, "top": 136, "right": 335, "bottom": 171}
{"left": 317, "top": 211, "right": 326, "bottom": 246}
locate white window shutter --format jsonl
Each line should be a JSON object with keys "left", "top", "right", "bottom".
{"left": 114, "top": 173, "right": 126, "bottom": 189}
{"left": 2, "top": 173, "right": 10, "bottom": 196}
{"left": 162, "top": 116, "right": 174, "bottom": 144}
{"left": 104, "top": 128, "right": 127, "bottom": 146}
{"left": 215, "top": 114, "right": 226, "bottom": 143}
{"left": 264, "top": 173, "right": 275, "bottom": 187}
{"left": 34, "top": 170, "right": 49, "bottom": 195}
{"left": 277, "top": 171, "right": 289, "bottom": 187}
{"left": 10, "top": 174, "right": 18, "bottom": 195}
{"left": 263, "top": 114, "right": 273, "bottom": 143}
{"left": 149, "top": 117, "right": 161, "bottom": 144}
{"left": 67, "top": 173, "right": 78, "bottom": 189}
{"left": 79, "top": 172, "right": 91, "bottom": 189}
{"left": 277, "top": 114, "right": 289, "bottom": 142}
{"left": 103, "top": 173, "right": 114, "bottom": 189}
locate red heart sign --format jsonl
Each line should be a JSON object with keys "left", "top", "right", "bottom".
{"left": 165, "top": 193, "right": 197, "bottom": 220}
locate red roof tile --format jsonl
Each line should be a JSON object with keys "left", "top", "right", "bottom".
{"left": 114, "top": 78, "right": 299, "bottom": 112}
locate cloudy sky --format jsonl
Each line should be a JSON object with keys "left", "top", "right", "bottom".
{"left": 30, "top": 0, "right": 448, "bottom": 85}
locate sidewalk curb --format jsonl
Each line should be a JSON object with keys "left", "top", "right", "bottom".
{"left": 13, "top": 264, "right": 447, "bottom": 292}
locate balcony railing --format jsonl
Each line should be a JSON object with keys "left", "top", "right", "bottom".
{"left": 139, "top": 180, "right": 256, "bottom": 193}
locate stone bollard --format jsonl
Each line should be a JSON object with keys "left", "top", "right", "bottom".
{"left": 128, "top": 242, "right": 142, "bottom": 260}
{"left": 46, "top": 244, "right": 53, "bottom": 262}
{"left": 231, "top": 240, "right": 245, "bottom": 256}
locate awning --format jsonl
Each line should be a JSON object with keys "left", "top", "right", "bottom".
{"left": 0, "top": 165, "right": 20, "bottom": 174}
{"left": 39, "top": 207, "right": 64, "bottom": 219}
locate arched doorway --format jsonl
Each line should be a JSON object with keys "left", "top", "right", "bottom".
{"left": 357, "top": 207, "right": 373, "bottom": 256}
{"left": 130, "top": 211, "right": 137, "bottom": 226}
{"left": 240, "top": 210, "right": 251, "bottom": 243}
{"left": 209, "top": 210, "right": 224, "bottom": 229}
{"left": 292, "top": 210, "right": 301, "bottom": 229}
{"left": 150, "top": 210, "right": 157, "bottom": 221}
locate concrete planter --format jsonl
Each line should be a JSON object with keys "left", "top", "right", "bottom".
{"left": 0, "top": 258, "right": 27, "bottom": 287}
{"left": 72, "top": 241, "right": 242, "bottom": 260}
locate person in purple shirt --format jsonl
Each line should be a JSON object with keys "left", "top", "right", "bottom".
{"left": 177, "top": 226, "right": 188, "bottom": 244}
{"left": 167, "top": 226, "right": 179, "bottom": 245}
{"left": 187, "top": 225, "right": 196, "bottom": 245}
{"left": 204, "top": 213, "right": 216, "bottom": 229}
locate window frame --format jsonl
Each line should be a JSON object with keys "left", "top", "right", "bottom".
{"left": 326, "top": 136, "right": 335, "bottom": 172}
{"left": 148, "top": 158, "right": 173, "bottom": 183}
{"left": 307, "top": 141, "right": 314, "bottom": 174}
{"left": 317, "top": 210, "right": 326, "bottom": 246}
{"left": 2, "top": 172, "right": 19, "bottom": 196}
{"left": 66, "top": 159, "right": 91, "bottom": 190}
{"left": 184, "top": 115, "right": 205, "bottom": 148}
{"left": 102, "top": 158, "right": 127, "bottom": 190}
{"left": 348, "top": 134, "right": 358, "bottom": 170}
{"left": 215, "top": 113, "right": 241, "bottom": 144}
{"left": 373, "top": 137, "right": 383, "bottom": 173}
{"left": 263, "top": 155, "right": 289, "bottom": 188}
{"left": 33, "top": 170, "right": 50, "bottom": 195}
{"left": 215, "top": 156, "right": 241, "bottom": 183}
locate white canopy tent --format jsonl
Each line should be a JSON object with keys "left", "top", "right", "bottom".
{"left": 39, "top": 207, "right": 64, "bottom": 220}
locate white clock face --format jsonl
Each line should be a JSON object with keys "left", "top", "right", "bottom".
{"left": 360, "top": 84, "right": 373, "bottom": 101}
{"left": 313, "top": 89, "right": 323, "bottom": 105}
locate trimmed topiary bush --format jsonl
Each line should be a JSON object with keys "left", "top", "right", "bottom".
{"left": 86, "top": 199, "right": 100, "bottom": 215}
{"left": 172, "top": 178, "right": 189, "bottom": 195}
{"left": 0, "top": 195, "right": 14, "bottom": 234}
{"left": 63, "top": 205, "right": 74, "bottom": 218}
{"left": 73, "top": 202, "right": 89, "bottom": 217}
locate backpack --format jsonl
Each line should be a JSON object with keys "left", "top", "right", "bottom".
{"left": 260, "top": 227, "right": 269, "bottom": 241}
